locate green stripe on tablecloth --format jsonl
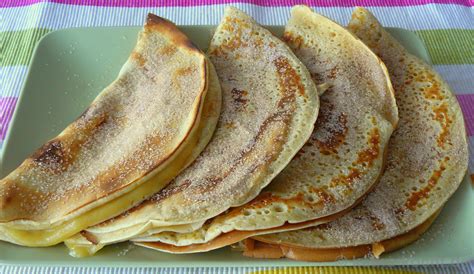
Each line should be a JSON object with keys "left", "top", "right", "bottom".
{"left": 0, "top": 28, "right": 473, "bottom": 67}
{"left": 415, "top": 29, "right": 474, "bottom": 65}
{"left": 0, "top": 28, "right": 52, "bottom": 66}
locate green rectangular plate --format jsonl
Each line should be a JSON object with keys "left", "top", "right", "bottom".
{"left": 0, "top": 26, "right": 472, "bottom": 267}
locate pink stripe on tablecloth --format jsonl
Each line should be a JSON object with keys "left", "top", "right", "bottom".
{"left": 0, "top": 97, "right": 17, "bottom": 141}
{"left": 1, "top": 0, "right": 472, "bottom": 8}
{"left": 457, "top": 94, "right": 474, "bottom": 136}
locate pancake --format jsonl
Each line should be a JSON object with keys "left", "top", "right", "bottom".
{"left": 0, "top": 14, "right": 220, "bottom": 247}
{"left": 64, "top": 6, "right": 320, "bottom": 257}
{"left": 135, "top": 5, "right": 398, "bottom": 253}
{"left": 240, "top": 7, "right": 469, "bottom": 261}
{"left": 239, "top": 209, "right": 442, "bottom": 260}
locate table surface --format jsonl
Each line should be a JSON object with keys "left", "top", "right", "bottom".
{"left": 0, "top": 0, "right": 473, "bottom": 273}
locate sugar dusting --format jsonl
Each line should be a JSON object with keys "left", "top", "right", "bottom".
{"left": 135, "top": 6, "right": 399, "bottom": 248}
{"left": 154, "top": 6, "right": 309, "bottom": 217}
{"left": 0, "top": 23, "right": 207, "bottom": 223}
{"left": 93, "top": 6, "right": 320, "bottom": 241}
{"left": 260, "top": 7, "right": 467, "bottom": 251}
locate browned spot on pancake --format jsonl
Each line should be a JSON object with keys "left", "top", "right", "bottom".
{"left": 310, "top": 187, "right": 335, "bottom": 205}
{"left": 405, "top": 159, "right": 447, "bottom": 211}
{"left": 199, "top": 56, "right": 301, "bottom": 193}
{"left": 423, "top": 83, "right": 443, "bottom": 100}
{"left": 254, "top": 37, "right": 264, "bottom": 48}
{"left": 180, "top": 53, "right": 300, "bottom": 200}
{"left": 131, "top": 52, "right": 146, "bottom": 67}
{"left": 32, "top": 140, "right": 66, "bottom": 169}
{"left": 49, "top": 112, "right": 108, "bottom": 172}
{"left": 195, "top": 177, "right": 224, "bottom": 195}
{"left": 93, "top": 168, "right": 123, "bottom": 195}
{"left": 283, "top": 32, "right": 303, "bottom": 50}
{"left": 191, "top": 104, "right": 296, "bottom": 197}
{"left": 172, "top": 67, "right": 195, "bottom": 90}
{"left": 415, "top": 71, "right": 444, "bottom": 100}
{"left": 66, "top": 130, "right": 165, "bottom": 204}
{"left": 394, "top": 207, "right": 405, "bottom": 220}
{"left": 146, "top": 14, "right": 201, "bottom": 54}
{"left": 328, "top": 66, "right": 338, "bottom": 80}
{"left": 369, "top": 214, "right": 385, "bottom": 231}
{"left": 235, "top": 186, "right": 335, "bottom": 215}
{"left": 329, "top": 127, "right": 379, "bottom": 189}
{"left": 0, "top": 182, "right": 47, "bottom": 217}
{"left": 227, "top": 16, "right": 251, "bottom": 29}
{"left": 274, "top": 56, "right": 305, "bottom": 97}
{"left": 355, "top": 128, "right": 380, "bottom": 167}
{"left": 80, "top": 230, "right": 99, "bottom": 245}
{"left": 160, "top": 44, "right": 177, "bottom": 56}
{"left": 222, "top": 21, "right": 235, "bottom": 32}
{"left": 310, "top": 100, "right": 348, "bottom": 155}
{"left": 153, "top": 179, "right": 192, "bottom": 202}
{"left": 231, "top": 88, "right": 248, "bottom": 110}
{"left": 219, "top": 17, "right": 251, "bottom": 52}
{"left": 3, "top": 112, "right": 109, "bottom": 217}
{"left": 195, "top": 108, "right": 295, "bottom": 196}
{"left": 2, "top": 192, "right": 13, "bottom": 207}
{"left": 224, "top": 35, "right": 248, "bottom": 51}
{"left": 176, "top": 66, "right": 194, "bottom": 77}
{"left": 329, "top": 167, "right": 362, "bottom": 188}
{"left": 239, "top": 192, "right": 307, "bottom": 211}
{"left": 433, "top": 103, "right": 452, "bottom": 149}
{"left": 0, "top": 182, "right": 18, "bottom": 210}
{"left": 224, "top": 122, "right": 236, "bottom": 129}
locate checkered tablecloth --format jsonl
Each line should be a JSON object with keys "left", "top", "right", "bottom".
{"left": 0, "top": 1, "right": 473, "bottom": 273}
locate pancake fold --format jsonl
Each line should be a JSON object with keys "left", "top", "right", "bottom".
{"left": 135, "top": 5, "right": 398, "bottom": 254}
{"left": 241, "top": 7, "right": 468, "bottom": 261}
{"left": 64, "top": 6, "right": 320, "bottom": 257}
{"left": 0, "top": 13, "right": 221, "bottom": 247}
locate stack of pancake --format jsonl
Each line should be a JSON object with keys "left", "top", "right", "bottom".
{"left": 0, "top": 6, "right": 467, "bottom": 262}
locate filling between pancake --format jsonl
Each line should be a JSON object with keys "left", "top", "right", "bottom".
{"left": 0, "top": 71, "right": 216, "bottom": 247}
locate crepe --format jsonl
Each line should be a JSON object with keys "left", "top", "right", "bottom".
{"left": 240, "top": 7, "right": 469, "bottom": 261}
{"left": 135, "top": 5, "right": 398, "bottom": 253}
{"left": 64, "top": 6, "right": 320, "bottom": 257}
{"left": 0, "top": 14, "right": 221, "bottom": 247}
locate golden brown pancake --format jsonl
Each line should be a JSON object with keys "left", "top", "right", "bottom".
{"left": 241, "top": 7, "right": 468, "bottom": 261}
{"left": 64, "top": 6, "right": 320, "bottom": 257}
{"left": 135, "top": 5, "right": 398, "bottom": 253}
{"left": 0, "top": 14, "right": 221, "bottom": 247}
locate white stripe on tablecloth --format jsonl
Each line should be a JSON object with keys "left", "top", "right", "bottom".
{"left": 434, "top": 65, "right": 474, "bottom": 94}
{"left": 0, "top": 65, "right": 29, "bottom": 98}
{"left": 0, "top": 2, "right": 473, "bottom": 32}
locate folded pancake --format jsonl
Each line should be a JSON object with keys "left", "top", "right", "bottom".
{"left": 0, "top": 14, "right": 221, "bottom": 247}
{"left": 240, "top": 7, "right": 469, "bottom": 261}
{"left": 135, "top": 5, "right": 398, "bottom": 253}
{"left": 64, "top": 6, "right": 320, "bottom": 257}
